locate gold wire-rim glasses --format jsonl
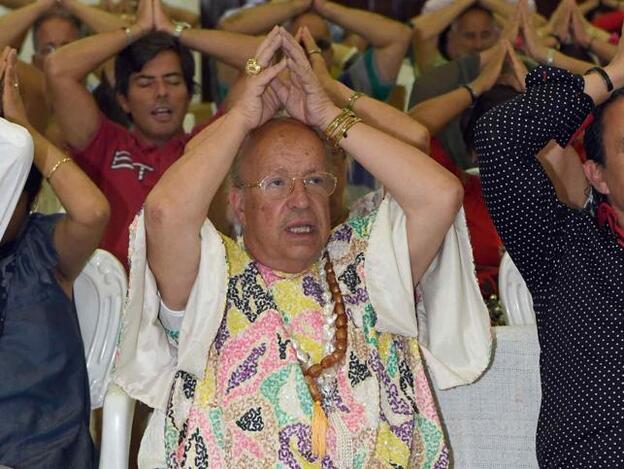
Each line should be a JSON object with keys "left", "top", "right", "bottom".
{"left": 237, "top": 172, "right": 338, "bottom": 199}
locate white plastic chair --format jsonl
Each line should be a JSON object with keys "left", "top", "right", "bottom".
{"left": 74, "top": 249, "right": 127, "bottom": 409}
{"left": 498, "top": 252, "right": 535, "bottom": 325}
{"left": 432, "top": 325, "right": 542, "bottom": 468}
{"left": 74, "top": 250, "right": 135, "bottom": 468}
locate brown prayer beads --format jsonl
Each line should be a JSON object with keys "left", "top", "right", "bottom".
{"left": 302, "top": 255, "right": 348, "bottom": 405}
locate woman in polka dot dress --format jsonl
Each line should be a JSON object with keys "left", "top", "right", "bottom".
{"left": 474, "top": 36, "right": 624, "bottom": 468}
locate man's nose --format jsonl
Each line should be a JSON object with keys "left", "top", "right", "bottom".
{"left": 287, "top": 178, "right": 311, "bottom": 208}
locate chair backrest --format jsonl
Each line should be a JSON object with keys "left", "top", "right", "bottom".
{"left": 498, "top": 252, "right": 535, "bottom": 325}
{"left": 432, "top": 325, "right": 542, "bottom": 469}
{"left": 74, "top": 249, "right": 127, "bottom": 409}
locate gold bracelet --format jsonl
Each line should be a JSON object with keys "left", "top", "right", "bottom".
{"left": 331, "top": 115, "right": 362, "bottom": 148}
{"left": 46, "top": 157, "right": 72, "bottom": 181}
{"left": 345, "top": 91, "right": 364, "bottom": 112}
{"left": 324, "top": 109, "right": 353, "bottom": 140}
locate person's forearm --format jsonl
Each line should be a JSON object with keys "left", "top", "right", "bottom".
{"left": 0, "top": 0, "right": 32, "bottom": 8}
{"left": 145, "top": 110, "right": 249, "bottom": 309}
{"left": 323, "top": 105, "right": 459, "bottom": 224}
{"left": 588, "top": 37, "right": 617, "bottom": 62}
{"left": 46, "top": 24, "right": 146, "bottom": 83}
{"left": 317, "top": 1, "right": 409, "bottom": 48}
{"left": 147, "top": 111, "right": 248, "bottom": 238}
{"left": 0, "top": 1, "right": 49, "bottom": 49}
{"left": 180, "top": 29, "right": 261, "bottom": 69}
{"left": 410, "top": 0, "right": 473, "bottom": 41}
{"left": 409, "top": 87, "right": 472, "bottom": 136}
{"left": 478, "top": 0, "right": 514, "bottom": 19}
{"left": 325, "top": 79, "right": 429, "bottom": 151}
{"left": 163, "top": 4, "right": 199, "bottom": 27}
{"left": 27, "top": 124, "right": 108, "bottom": 230}
{"left": 63, "top": 0, "right": 129, "bottom": 33}
{"left": 218, "top": 1, "right": 307, "bottom": 35}
{"left": 0, "top": 118, "right": 33, "bottom": 240}
{"left": 533, "top": 47, "right": 594, "bottom": 75}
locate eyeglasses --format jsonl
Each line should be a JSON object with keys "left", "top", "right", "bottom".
{"left": 237, "top": 172, "right": 337, "bottom": 199}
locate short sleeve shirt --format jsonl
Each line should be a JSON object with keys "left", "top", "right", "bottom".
{"left": 71, "top": 117, "right": 203, "bottom": 268}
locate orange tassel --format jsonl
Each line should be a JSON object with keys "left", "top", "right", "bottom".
{"left": 311, "top": 400, "right": 328, "bottom": 458}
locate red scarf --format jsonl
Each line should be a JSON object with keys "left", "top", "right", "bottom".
{"left": 596, "top": 202, "right": 624, "bottom": 248}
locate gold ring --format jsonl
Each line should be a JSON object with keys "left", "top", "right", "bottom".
{"left": 307, "top": 48, "right": 322, "bottom": 56}
{"left": 245, "top": 57, "right": 262, "bottom": 76}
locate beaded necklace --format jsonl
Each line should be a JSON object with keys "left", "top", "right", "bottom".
{"left": 287, "top": 253, "right": 348, "bottom": 458}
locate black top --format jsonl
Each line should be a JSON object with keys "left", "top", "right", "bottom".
{"left": 475, "top": 67, "right": 624, "bottom": 468}
{"left": 0, "top": 214, "right": 96, "bottom": 468}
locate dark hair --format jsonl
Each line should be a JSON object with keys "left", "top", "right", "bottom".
{"left": 114, "top": 31, "right": 195, "bottom": 97}
{"left": 584, "top": 87, "right": 624, "bottom": 166}
{"left": 32, "top": 9, "right": 82, "bottom": 51}
{"left": 23, "top": 165, "right": 43, "bottom": 208}
{"left": 93, "top": 73, "right": 131, "bottom": 127}
{"left": 462, "top": 84, "right": 520, "bottom": 151}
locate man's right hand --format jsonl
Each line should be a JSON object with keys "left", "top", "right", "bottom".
{"left": 228, "top": 27, "right": 287, "bottom": 132}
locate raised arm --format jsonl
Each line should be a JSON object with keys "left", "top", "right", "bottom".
{"left": 410, "top": 0, "right": 474, "bottom": 42}
{"left": 0, "top": 0, "right": 55, "bottom": 49}
{"left": 474, "top": 41, "right": 622, "bottom": 288}
{"left": 153, "top": 0, "right": 261, "bottom": 70}
{"left": 2, "top": 48, "right": 109, "bottom": 286}
{"left": 218, "top": 0, "right": 311, "bottom": 35}
{"left": 281, "top": 28, "right": 462, "bottom": 285}
{"left": 313, "top": 0, "right": 412, "bottom": 83}
{"left": 300, "top": 27, "right": 429, "bottom": 152}
{"left": 144, "top": 29, "right": 286, "bottom": 310}
{"left": 409, "top": 42, "right": 514, "bottom": 135}
{"left": 45, "top": 0, "right": 152, "bottom": 150}
{"left": 60, "top": 0, "right": 129, "bottom": 33}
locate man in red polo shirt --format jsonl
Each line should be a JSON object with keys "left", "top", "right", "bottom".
{"left": 45, "top": 0, "right": 258, "bottom": 267}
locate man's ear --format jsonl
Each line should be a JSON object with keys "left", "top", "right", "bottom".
{"left": 117, "top": 92, "right": 130, "bottom": 114}
{"left": 229, "top": 188, "right": 246, "bottom": 227}
{"left": 583, "top": 160, "right": 610, "bottom": 196}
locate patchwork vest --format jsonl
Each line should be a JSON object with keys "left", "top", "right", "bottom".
{"left": 164, "top": 208, "right": 448, "bottom": 468}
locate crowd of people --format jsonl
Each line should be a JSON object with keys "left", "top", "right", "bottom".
{"left": 0, "top": 0, "right": 623, "bottom": 467}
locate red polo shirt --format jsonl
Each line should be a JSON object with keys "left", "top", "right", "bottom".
{"left": 72, "top": 116, "right": 207, "bottom": 269}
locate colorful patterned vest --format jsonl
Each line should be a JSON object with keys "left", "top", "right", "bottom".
{"left": 164, "top": 208, "right": 448, "bottom": 468}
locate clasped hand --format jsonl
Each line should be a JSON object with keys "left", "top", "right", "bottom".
{"left": 228, "top": 26, "right": 338, "bottom": 133}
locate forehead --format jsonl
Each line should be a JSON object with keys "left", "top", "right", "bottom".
{"left": 243, "top": 122, "right": 327, "bottom": 177}
{"left": 35, "top": 16, "right": 79, "bottom": 44}
{"left": 457, "top": 9, "right": 494, "bottom": 31}
{"left": 133, "top": 50, "right": 183, "bottom": 76}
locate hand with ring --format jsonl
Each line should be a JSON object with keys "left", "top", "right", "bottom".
{"left": 0, "top": 47, "right": 29, "bottom": 126}
{"left": 272, "top": 27, "right": 339, "bottom": 130}
{"left": 228, "top": 26, "right": 288, "bottom": 132}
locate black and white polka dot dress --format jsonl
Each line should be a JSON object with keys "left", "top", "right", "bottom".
{"left": 475, "top": 67, "right": 624, "bottom": 468}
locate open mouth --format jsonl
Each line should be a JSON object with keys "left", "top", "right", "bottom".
{"left": 151, "top": 106, "right": 173, "bottom": 122}
{"left": 285, "top": 224, "right": 315, "bottom": 235}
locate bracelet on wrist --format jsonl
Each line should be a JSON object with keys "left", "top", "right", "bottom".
{"left": 324, "top": 108, "right": 362, "bottom": 148}
{"left": 585, "top": 66, "right": 614, "bottom": 92}
{"left": 345, "top": 91, "right": 364, "bottom": 112}
{"left": 461, "top": 84, "right": 477, "bottom": 104}
{"left": 46, "top": 157, "right": 73, "bottom": 181}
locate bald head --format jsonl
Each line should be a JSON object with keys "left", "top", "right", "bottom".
{"left": 232, "top": 118, "right": 328, "bottom": 186}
